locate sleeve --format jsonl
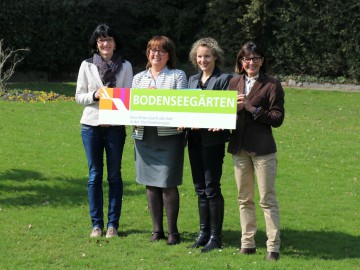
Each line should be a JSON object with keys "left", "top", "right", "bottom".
{"left": 131, "top": 72, "right": 141, "bottom": 88}
{"left": 187, "top": 76, "right": 192, "bottom": 88}
{"left": 217, "top": 73, "right": 233, "bottom": 90}
{"left": 256, "top": 80, "right": 285, "bottom": 128}
{"left": 175, "top": 70, "right": 187, "bottom": 89}
{"left": 75, "top": 61, "right": 96, "bottom": 106}
{"left": 122, "top": 61, "right": 133, "bottom": 88}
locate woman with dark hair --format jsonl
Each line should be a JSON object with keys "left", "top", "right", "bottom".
{"left": 132, "top": 36, "right": 187, "bottom": 245}
{"left": 227, "top": 41, "right": 285, "bottom": 261}
{"left": 187, "top": 37, "right": 232, "bottom": 252}
{"left": 75, "top": 24, "right": 133, "bottom": 238}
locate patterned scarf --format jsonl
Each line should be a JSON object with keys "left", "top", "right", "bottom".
{"left": 93, "top": 52, "right": 123, "bottom": 87}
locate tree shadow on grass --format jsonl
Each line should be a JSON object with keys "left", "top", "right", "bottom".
{"left": 222, "top": 228, "right": 359, "bottom": 260}
{"left": 0, "top": 168, "right": 143, "bottom": 206}
{"left": 0, "top": 168, "right": 47, "bottom": 182}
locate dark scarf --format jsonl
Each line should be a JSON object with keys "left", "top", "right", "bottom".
{"left": 92, "top": 52, "right": 123, "bottom": 87}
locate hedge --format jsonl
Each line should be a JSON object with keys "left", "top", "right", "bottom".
{"left": 0, "top": 0, "right": 359, "bottom": 82}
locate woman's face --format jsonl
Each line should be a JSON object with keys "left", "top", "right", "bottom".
{"left": 241, "top": 53, "right": 263, "bottom": 77}
{"left": 148, "top": 47, "right": 169, "bottom": 69}
{"left": 97, "top": 36, "right": 115, "bottom": 59}
{"left": 196, "top": 45, "right": 216, "bottom": 74}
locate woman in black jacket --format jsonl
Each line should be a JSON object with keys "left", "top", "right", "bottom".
{"left": 187, "top": 37, "right": 232, "bottom": 252}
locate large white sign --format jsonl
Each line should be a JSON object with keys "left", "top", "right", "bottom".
{"left": 99, "top": 88, "right": 237, "bottom": 129}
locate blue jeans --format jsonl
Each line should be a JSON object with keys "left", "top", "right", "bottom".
{"left": 81, "top": 124, "right": 126, "bottom": 230}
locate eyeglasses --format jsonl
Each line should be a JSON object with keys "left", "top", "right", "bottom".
{"left": 150, "top": 49, "right": 167, "bottom": 55}
{"left": 242, "top": 57, "right": 262, "bottom": 63}
{"left": 97, "top": 37, "right": 114, "bottom": 44}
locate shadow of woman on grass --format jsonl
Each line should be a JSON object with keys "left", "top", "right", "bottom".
{"left": 222, "top": 228, "right": 359, "bottom": 260}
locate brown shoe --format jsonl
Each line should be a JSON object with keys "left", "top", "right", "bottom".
{"left": 265, "top": 252, "right": 280, "bottom": 261}
{"left": 90, "top": 227, "right": 103, "bottom": 238}
{"left": 150, "top": 231, "right": 166, "bottom": 241}
{"left": 240, "top": 248, "right": 256, "bottom": 255}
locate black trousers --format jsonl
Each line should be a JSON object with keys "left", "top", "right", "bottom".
{"left": 188, "top": 137, "right": 225, "bottom": 199}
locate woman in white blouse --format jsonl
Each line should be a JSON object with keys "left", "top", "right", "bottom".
{"left": 132, "top": 36, "right": 187, "bottom": 245}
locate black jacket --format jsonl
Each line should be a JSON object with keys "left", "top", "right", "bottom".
{"left": 187, "top": 67, "right": 232, "bottom": 148}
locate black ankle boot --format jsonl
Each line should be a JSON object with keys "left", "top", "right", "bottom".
{"left": 191, "top": 231, "right": 209, "bottom": 248}
{"left": 200, "top": 194, "right": 224, "bottom": 252}
{"left": 201, "top": 236, "right": 222, "bottom": 252}
{"left": 191, "top": 197, "right": 210, "bottom": 248}
{"left": 150, "top": 231, "right": 165, "bottom": 241}
{"left": 167, "top": 232, "right": 181, "bottom": 245}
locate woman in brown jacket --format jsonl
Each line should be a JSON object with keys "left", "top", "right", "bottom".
{"left": 227, "top": 41, "right": 285, "bottom": 261}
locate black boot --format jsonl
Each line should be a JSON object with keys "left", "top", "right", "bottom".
{"left": 190, "top": 197, "right": 210, "bottom": 248}
{"left": 201, "top": 194, "right": 224, "bottom": 252}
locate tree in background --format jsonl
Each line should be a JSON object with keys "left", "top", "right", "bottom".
{"left": 0, "top": 39, "right": 29, "bottom": 90}
{"left": 119, "top": 0, "right": 208, "bottom": 73}
{"left": 0, "top": 0, "right": 359, "bottom": 82}
{"left": 0, "top": 0, "right": 208, "bottom": 78}
{"left": 200, "top": 0, "right": 247, "bottom": 68}
{"left": 265, "top": 0, "right": 360, "bottom": 80}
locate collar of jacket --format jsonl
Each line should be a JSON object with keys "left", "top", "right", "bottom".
{"left": 232, "top": 72, "right": 265, "bottom": 98}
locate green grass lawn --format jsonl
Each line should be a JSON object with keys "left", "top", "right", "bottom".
{"left": 0, "top": 86, "right": 359, "bottom": 270}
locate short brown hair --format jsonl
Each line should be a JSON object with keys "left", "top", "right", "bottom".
{"left": 146, "top": 36, "right": 176, "bottom": 69}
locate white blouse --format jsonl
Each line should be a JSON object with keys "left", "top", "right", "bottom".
{"left": 244, "top": 74, "right": 259, "bottom": 96}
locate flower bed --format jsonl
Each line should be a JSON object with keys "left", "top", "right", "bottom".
{"left": 0, "top": 89, "right": 74, "bottom": 102}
